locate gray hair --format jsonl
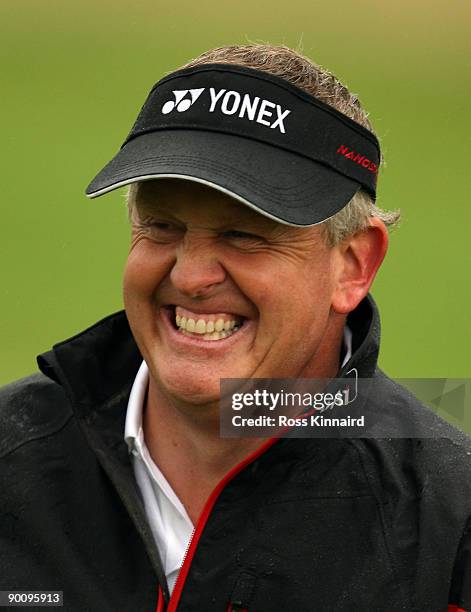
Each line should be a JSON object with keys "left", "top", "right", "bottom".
{"left": 126, "top": 44, "right": 400, "bottom": 245}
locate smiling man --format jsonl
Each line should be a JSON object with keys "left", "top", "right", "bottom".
{"left": 1, "top": 44, "right": 471, "bottom": 611}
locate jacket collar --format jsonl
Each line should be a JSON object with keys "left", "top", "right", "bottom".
{"left": 37, "top": 293, "right": 380, "bottom": 411}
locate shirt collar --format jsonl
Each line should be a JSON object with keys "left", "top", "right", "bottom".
{"left": 341, "top": 324, "right": 353, "bottom": 368}
{"left": 124, "top": 360, "right": 149, "bottom": 453}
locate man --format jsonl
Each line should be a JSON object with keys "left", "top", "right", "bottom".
{"left": 1, "top": 44, "right": 470, "bottom": 611}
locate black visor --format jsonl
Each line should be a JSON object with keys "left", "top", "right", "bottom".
{"left": 85, "top": 63, "right": 380, "bottom": 226}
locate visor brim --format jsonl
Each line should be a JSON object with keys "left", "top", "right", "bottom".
{"left": 85, "top": 130, "right": 361, "bottom": 227}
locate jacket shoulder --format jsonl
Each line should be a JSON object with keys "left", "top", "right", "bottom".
{"left": 355, "top": 370, "right": 471, "bottom": 510}
{"left": 376, "top": 369, "right": 471, "bottom": 450}
{"left": 0, "top": 373, "right": 72, "bottom": 458}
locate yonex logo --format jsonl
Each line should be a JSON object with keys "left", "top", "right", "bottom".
{"left": 161, "top": 88, "right": 205, "bottom": 114}
{"left": 161, "top": 86, "right": 291, "bottom": 134}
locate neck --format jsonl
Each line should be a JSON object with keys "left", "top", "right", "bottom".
{"left": 145, "top": 375, "right": 265, "bottom": 473}
{"left": 143, "top": 378, "right": 267, "bottom": 523}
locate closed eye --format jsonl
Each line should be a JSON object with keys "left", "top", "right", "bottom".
{"left": 222, "top": 230, "right": 263, "bottom": 240}
{"left": 142, "top": 218, "right": 183, "bottom": 232}
{"left": 150, "top": 222, "right": 175, "bottom": 230}
{"left": 138, "top": 218, "right": 185, "bottom": 242}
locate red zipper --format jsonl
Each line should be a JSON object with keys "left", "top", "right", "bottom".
{"left": 159, "top": 436, "right": 279, "bottom": 612}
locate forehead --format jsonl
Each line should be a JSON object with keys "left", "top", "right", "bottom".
{"left": 134, "top": 178, "right": 292, "bottom": 230}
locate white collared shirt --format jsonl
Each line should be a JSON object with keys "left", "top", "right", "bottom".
{"left": 123, "top": 327, "right": 352, "bottom": 594}
{"left": 124, "top": 361, "right": 194, "bottom": 595}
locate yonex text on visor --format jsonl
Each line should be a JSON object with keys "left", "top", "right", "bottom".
{"left": 86, "top": 64, "right": 381, "bottom": 226}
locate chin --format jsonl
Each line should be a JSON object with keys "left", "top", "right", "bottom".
{"left": 159, "top": 371, "right": 221, "bottom": 406}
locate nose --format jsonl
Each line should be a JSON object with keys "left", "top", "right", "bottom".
{"left": 170, "top": 235, "right": 226, "bottom": 299}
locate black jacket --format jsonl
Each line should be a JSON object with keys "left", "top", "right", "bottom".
{"left": 1, "top": 295, "right": 470, "bottom": 612}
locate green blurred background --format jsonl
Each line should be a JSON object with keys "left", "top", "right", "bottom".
{"left": 1, "top": 0, "right": 470, "bottom": 391}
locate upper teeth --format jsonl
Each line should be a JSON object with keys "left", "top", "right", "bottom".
{"left": 176, "top": 315, "right": 237, "bottom": 334}
{"left": 174, "top": 306, "right": 242, "bottom": 335}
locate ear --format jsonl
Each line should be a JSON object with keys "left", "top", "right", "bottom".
{"left": 331, "top": 218, "right": 389, "bottom": 314}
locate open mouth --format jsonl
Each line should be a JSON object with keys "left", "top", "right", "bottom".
{"left": 164, "top": 305, "right": 247, "bottom": 342}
